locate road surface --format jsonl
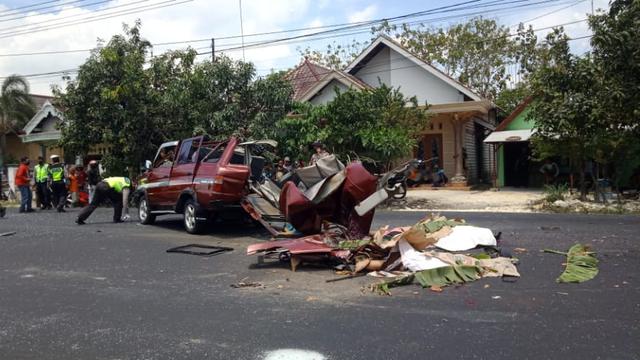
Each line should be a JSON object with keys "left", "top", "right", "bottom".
{"left": 0, "top": 208, "right": 638, "bottom": 359}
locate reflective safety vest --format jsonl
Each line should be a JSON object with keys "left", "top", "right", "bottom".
{"left": 34, "top": 163, "right": 49, "bottom": 183}
{"left": 104, "top": 177, "right": 131, "bottom": 193}
{"left": 49, "top": 164, "right": 65, "bottom": 182}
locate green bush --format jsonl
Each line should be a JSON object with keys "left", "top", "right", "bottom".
{"left": 544, "top": 184, "right": 569, "bottom": 203}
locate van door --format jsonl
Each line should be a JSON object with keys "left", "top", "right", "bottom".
{"left": 145, "top": 141, "right": 178, "bottom": 208}
{"left": 167, "top": 136, "right": 203, "bottom": 205}
{"left": 203, "top": 137, "right": 250, "bottom": 203}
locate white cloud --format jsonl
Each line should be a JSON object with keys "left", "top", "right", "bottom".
{"left": 0, "top": 0, "right": 313, "bottom": 95}
{"left": 348, "top": 4, "right": 377, "bottom": 24}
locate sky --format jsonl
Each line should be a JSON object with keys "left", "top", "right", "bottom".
{"left": 0, "top": 0, "right": 610, "bottom": 95}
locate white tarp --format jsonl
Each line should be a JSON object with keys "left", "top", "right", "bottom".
{"left": 483, "top": 129, "right": 535, "bottom": 143}
{"left": 399, "top": 238, "right": 449, "bottom": 272}
{"left": 434, "top": 226, "right": 497, "bottom": 252}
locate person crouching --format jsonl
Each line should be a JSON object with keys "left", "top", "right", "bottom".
{"left": 76, "top": 177, "right": 131, "bottom": 225}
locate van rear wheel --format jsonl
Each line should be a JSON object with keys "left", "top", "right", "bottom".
{"left": 184, "top": 200, "right": 204, "bottom": 234}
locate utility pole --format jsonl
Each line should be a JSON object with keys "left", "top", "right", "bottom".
{"left": 239, "top": 0, "right": 245, "bottom": 61}
{"left": 211, "top": 38, "right": 215, "bottom": 62}
{"left": 591, "top": 0, "right": 594, "bottom": 15}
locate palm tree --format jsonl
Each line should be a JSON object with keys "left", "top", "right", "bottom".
{"left": 0, "top": 75, "right": 36, "bottom": 193}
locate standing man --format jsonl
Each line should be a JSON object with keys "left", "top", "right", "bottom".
{"left": 86, "top": 160, "right": 101, "bottom": 203}
{"left": 15, "top": 157, "right": 34, "bottom": 213}
{"left": 283, "top": 156, "right": 293, "bottom": 173}
{"left": 34, "top": 156, "right": 51, "bottom": 210}
{"left": 309, "top": 141, "right": 330, "bottom": 165}
{"left": 76, "top": 176, "right": 131, "bottom": 225}
{"left": 49, "top": 155, "right": 67, "bottom": 213}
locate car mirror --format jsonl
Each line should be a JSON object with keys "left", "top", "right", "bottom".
{"left": 144, "top": 160, "right": 152, "bottom": 170}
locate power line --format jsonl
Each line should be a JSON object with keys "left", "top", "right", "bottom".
{"left": 213, "top": 0, "right": 568, "bottom": 53}
{"left": 511, "top": 0, "right": 587, "bottom": 27}
{"left": 210, "top": 2, "right": 583, "bottom": 54}
{"left": 0, "top": 0, "right": 132, "bottom": 25}
{"left": 0, "top": 0, "right": 185, "bottom": 38}
{"left": 0, "top": 0, "right": 577, "bottom": 76}
{"left": 0, "top": 0, "right": 88, "bottom": 17}
{"left": 0, "top": 23, "right": 592, "bottom": 84}
{"left": 0, "top": 0, "right": 563, "bottom": 56}
{"left": 0, "top": 0, "right": 98, "bottom": 22}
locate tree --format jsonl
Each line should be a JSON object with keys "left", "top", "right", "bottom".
{"left": 55, "top": 21, "right": 155, "bottom": 177}
{"left": 297, "top": 39, "right": 366, "bottom": 70}
{"left": 274, "top": 85, "right": 429, "bottom": 167}
{"left": 187, "top": 57, "right": 293, "bottom": 140}
{"left": 56, "top": 22, "right": 293, "bottom": 176}
{"left": 589, "top": 0, "right": 640, "bottom": 191}
{"left": 527, "top": 29, "right": 605, "bottom": 200}
{"left": 0, "top": 75, "right": 36, "bottom": 185}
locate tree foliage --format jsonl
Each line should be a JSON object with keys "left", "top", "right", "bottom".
{"left": 529, "top": 0, "right": 640, "bottom": 195}
{"left": 0, "top": 75, "right": 36, "bottom": 171}
{"left": 272, "top": 85, "right": 429, "bottom": 166}
{"left": 56, "top": 22, "right": 293, "bottom": 176}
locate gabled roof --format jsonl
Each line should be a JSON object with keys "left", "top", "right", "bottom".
{"left": 285, "top": 59, "right": 332, "bottom": 101}
{"left": 494, "top": 96, "right": 534, "bottom": 131}
{"left": 30, "top": 94, "right": 53, "bottom": 109}
{"left": 298, "top": 70, "right": 370, "bottom": 102}
{"left": 345, "top": 35, "right": 485, "bottom": 102}
{"left": 22, "top": 100, "right": 64, "bottom": 136}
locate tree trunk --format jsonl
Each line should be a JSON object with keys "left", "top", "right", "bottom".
{"left": 579, "top": 159, "right": 587, "bottom": 201}
{"left": 593, "top": 162, "right": 602, "bottom": 203}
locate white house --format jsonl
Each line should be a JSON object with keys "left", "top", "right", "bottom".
{"left": 287, "top": 35, "right": 497, "bottom": 186}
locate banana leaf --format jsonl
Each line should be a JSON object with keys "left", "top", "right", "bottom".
{"left": 371, "top": 274, "right": 415, "bottom": 296}
{"left": 544, "top": 244, "right": 599, "bottom": 283}
{"left": 414, "top": 265, "right": 482, "bottom": 288}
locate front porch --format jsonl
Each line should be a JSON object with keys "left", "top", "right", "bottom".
{"left": 414, "top": 100, "right": 495, "bottom": 187}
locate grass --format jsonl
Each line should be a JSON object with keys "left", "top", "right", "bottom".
{"left": 543, "top": 184, "right": 569, "bottom": 203}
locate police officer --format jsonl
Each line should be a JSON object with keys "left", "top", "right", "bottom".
{"left": 34, "top": 156, "right": 51, "bottom": 210}
{"left": 76, "top": 176, "right": 131, "bottom": 225}
{"left": 48, "top": 155, "right": 67, "bottom": 213}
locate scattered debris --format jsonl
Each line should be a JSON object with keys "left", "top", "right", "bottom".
{"left": 167, "top": 244, "right": 233, "bottom": 257}
{"left": 247, "top": 213, "right": 521, "bottom": 295}
{"left": 513, "top": 247, "right": 527, "bottom": 253}
{"left": 0, "top": 231, "right": 16, "bottom": 237}
{"left": 544, "top": 244, "right": 599, "bottom": 283}
{"left": 230, "top": 278, "right": 264, "bottom": 289}
{"left": 492, "top": 296, "right": 502, "bottom": 300}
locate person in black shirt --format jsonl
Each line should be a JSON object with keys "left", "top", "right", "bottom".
{"left": 87, "top": 160, "right": 101, "bottom": 203}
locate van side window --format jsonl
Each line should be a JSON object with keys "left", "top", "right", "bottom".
{"left": 177, "top": 140, "right": 194, "bottom": 164}
{"left": 204, "top": 145, "right": 225, "bottom": 163}
{"left": 153, "top": 145, "right": 176, "bottom": 168}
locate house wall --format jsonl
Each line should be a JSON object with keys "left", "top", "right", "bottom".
{"left": 504, "top": 107, "right": 534, "bottom": 130}
{"left": 497, "top": 105, "right": 535, "bottom": 187}
{"left": 6, "top": 134, "right": 65, "bottom": 164}
{"left": 308, "top": 80, "right": 349, "bottom": 105}
{"left": 353, "top": 46, "right": 465, "bottom": 105}
{"left": 464, "top": 121, "right": 478, "bottom": 184}
{"left": 419, "top": 114, "right": 456, "bottom": 178}
{"left": 388, "top": 49, "right": 465, "bottom": 105}
{"left": 355, "top": 47, "right": 391, "bottom": 87}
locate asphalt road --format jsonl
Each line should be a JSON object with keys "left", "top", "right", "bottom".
{"left": 0, "top": 207, "right": 638, "bottom": 360}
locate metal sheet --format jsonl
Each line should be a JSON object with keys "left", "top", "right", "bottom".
{"left": 483, "top": 129, "right": 535, "bottom": 143}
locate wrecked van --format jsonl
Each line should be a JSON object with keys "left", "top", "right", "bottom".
{"left": 135, "top": 135, "right": 416, "bottom": 236}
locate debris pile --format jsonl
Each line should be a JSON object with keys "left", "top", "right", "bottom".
{"left": 247, "top": 214, "right": 521, "bottom": 294}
